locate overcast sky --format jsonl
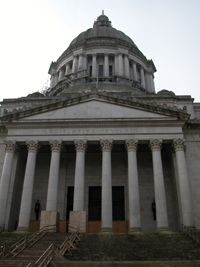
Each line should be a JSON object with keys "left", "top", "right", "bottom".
{"left": 0, "top": 0, "right": 200, "bottom": 102}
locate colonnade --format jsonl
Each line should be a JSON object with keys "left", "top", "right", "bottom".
{"left": 50, "top": 53, "right": 155, "bottom": 93}
{"left": 0, "top": 138, "right": 194, "bottom": 232}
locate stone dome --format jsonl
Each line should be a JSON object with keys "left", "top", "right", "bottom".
{"left": 48, "top": 12, "right": 156, "bottom": 96}
{"left": 68, "top": 13, "right": 137, "bottom": 49}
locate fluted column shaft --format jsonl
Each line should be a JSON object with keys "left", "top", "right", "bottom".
{"left": 118, "top": 53, "right": 123, "bottom": 76}
{"left": 104, "top": 53, "right": 109, "bottom": 77}
{"left": 46, "top": 140, "right": 63, "bottom": 211}
{"left": 17, "top": 141, "right": 40, "bottom": 231}
{"left": 92, "top": 53, "right": 97, "bottom": 77}
{"left": 124, "top": 54, "right": 130, "bottom": 78}
{"left": 125, "top": 139, "right": 142, "bottom": 232}
{"left": 100, "top": 140, "right": 113, "bottom": 233}
{"left": 150, "top": 139, "right": 169, "bottom": 231}
{"left": 0, "top": 141, "right": 17, "bottom": 225}
{"left": 73, "top": 140, "right": 87, "bottom": 211}
{"left": 173, "top": 139, "right": 194, "bottom": 227}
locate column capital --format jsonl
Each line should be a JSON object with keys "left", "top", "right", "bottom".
{"left": 92, "top": 53, "right": 97, "bottom": 57}
{"left": 74, "top": 140, "right": 87, "bottom": 152}
{"left": 125, "top": 139, "right": 138, "bottom": 152}
{"left": 49, "top": 140, "right": 63, "bottom": 152}
{"left": 26, "top": 140, "right": 40, "bottom": 152}
{"left": 4, "top": 140, "right": 18, "bottom": 153}
{"left": 104, "top": 53, "right": 109, "bottom": 56}
{"left": 173, "top": 138, "right": 185, "bottom": 152}
{"left": 100, "top": 139, "right": 113, "bottom": 152}
{"left": 149, "top": 139, "right": 163, "bottom": 151}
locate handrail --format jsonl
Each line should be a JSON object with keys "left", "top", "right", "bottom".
{"left": 1, "top": 224, "right": 57, "bottom": 259}
{"left": 27, "top": 225, "right": 81, "bottom": 267}
{"left": 182, "top": 224, "right": 200, "bottom": 244}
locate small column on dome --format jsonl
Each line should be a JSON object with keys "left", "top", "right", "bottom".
{"left": 140, "top": 67, "right": 146, "bottom": 88}
{"left": 118, "top": 53, "right": 123, "bottom": 76}
{"left": 58, "top": 68, "right": 64, "bottom": 81}
{"left": 92, "top": 53, "right": 97, "bottom": 78}
{"left": 65, "top": 63, "right": 70, "bottom": 76}
{"left": 124, "top": 54, "right": 130, "bottom": 78}
{"left": 104, "top": 53, "right": 109, "bottom": 77}
{"left": 132, "top": 61, "right": 138, "bottom": 82}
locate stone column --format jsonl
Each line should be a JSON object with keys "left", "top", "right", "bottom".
{"left": 118, "top": 53, "right": 123, "bottom": 76}
{"left": 173, "top": 139, "right": 194, "bottom": 227}
{"left": 46, "top": 140, "right": 63, "bottom": 211}
{"left": 50, "top": 74, "right": 55, "bottom": 88}
{"left": 17, "top": 141, "right": 40, "bottom": 231}
{"left": 54, "top": 73, "right": 58, "bottom": 85}
{"left": 100, "top": 140, "right": 113, "bottom": 233}
{"left": 65, "top": 63, "right": 70, "bottom": 76}
{"left": 0, "top": 141, "right": 17, "bottom": 226}
{"left": 149, "top": 139, "right": 169, "bottom": 232}
{"left": 125, "top": 139, "right": 142, "bottom": 232}
{"left": 133, "top": 61, "right": 137, "bottom": 81}
{"left": 72, "top": 55, "right": 78, "bottom": 74}
{"left": 114, "top": 54, "right": 118, "bottom": 75}
{"left": 73, "top": 140, "right": 87, "bottom": 211}
{"left": 78, "top": 54, "right": 83, "bottom": 71}
{"left": 104, "top": 53, "right": 109, "bottom": 77}
{"left": 140, "top": 67, "right": 146, "bottom": 88}
{"left": 149, "top": 73, "right": 155, "bottom": 93}
{"left": 58, "top": 68, "right": 64, "bottom": 81}
{"left": 92, "top": 53, "right": 97, "bottom": 78}
{"left": 124, "top": 54, "right": 130, "bottom": 78}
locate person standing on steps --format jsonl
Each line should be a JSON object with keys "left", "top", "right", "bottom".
{"left": 35, "top": 200, "right": 40, "bottom": 220}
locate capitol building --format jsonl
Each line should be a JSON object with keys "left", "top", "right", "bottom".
{"left": 0, "top": 12, "right": 199, "bottom": 233}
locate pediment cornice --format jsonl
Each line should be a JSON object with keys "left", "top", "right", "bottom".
{"left": 0, "top": 92, "right": 190, "bottom": 122}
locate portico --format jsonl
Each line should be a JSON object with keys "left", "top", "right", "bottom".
{"left": 0, "top": 93, "right": 193, "bottom": 233}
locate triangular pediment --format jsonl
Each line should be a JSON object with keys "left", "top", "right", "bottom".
{"left": 17, "top": 100, "right": 174, "bottom": 121}
{"left": 1, "top": 93, "right": 190, "bottom": 123}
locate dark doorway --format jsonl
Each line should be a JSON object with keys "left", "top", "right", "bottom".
{"left": 112, "top": 186, "right": 125, "bottom": 221}
{"left": 66, "top": 187, "right": 74, "bottom": 220}
{"left": 89, "top": 186, "right": 101, "bottom": 221}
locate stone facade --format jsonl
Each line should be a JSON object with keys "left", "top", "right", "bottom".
{"left": 0, "top": 13, "right": 200, "bottom": 233}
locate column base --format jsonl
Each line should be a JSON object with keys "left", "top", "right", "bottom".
{"left": 99, "top": 227, "right": 114, "bottom": 234}
{"left": 129, "top": 227, "right": 143, "bottom": 234}
{"left": 157, "top": 227, "right": 172, "bottom": 234}
{"left": 16, "top": 227, "right": 29, "bottom": 232}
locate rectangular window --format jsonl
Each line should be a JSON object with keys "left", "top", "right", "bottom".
{"left": 98, "top": 65, "right": 103, "bottom": 77}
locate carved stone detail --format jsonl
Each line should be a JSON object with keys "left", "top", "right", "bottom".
{"left": 4, "top": 140, "right": 17, "bottom": 153}
{"left": 125, "top": 139, "right": 138, "bottom": 152}
{"left": 26, "top": 140, "right": 40, "bottom": 152}
{"left": 149, "top": 139, "right": 163, "bottom": 151}
{"left": 74, "top": 140, "right": 87, "bottom": 152}
{"left": 100, "top": 139, "right": 113, "bottom": 152}
{"left": 49, "top": 140, "right": 63, "bottom": 152}
{"left": 173, "top": 138, "right": 185, "bottom": 152}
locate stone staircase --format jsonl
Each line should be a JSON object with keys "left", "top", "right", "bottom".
{"left": 51, "top": 233, "right": 200, "bottom": 267}
{"left": 0, "top": 232, "right": 69, "bottom": 267}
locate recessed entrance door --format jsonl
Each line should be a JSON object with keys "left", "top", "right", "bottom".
{"left": 89, "top": 186, "right": 101, "bottom": 221}
{"left": 112, "top": 186, "right": 125, "bottom": 221}
{"left": 66, "top": 187, "right": 74, "bottom": 220}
